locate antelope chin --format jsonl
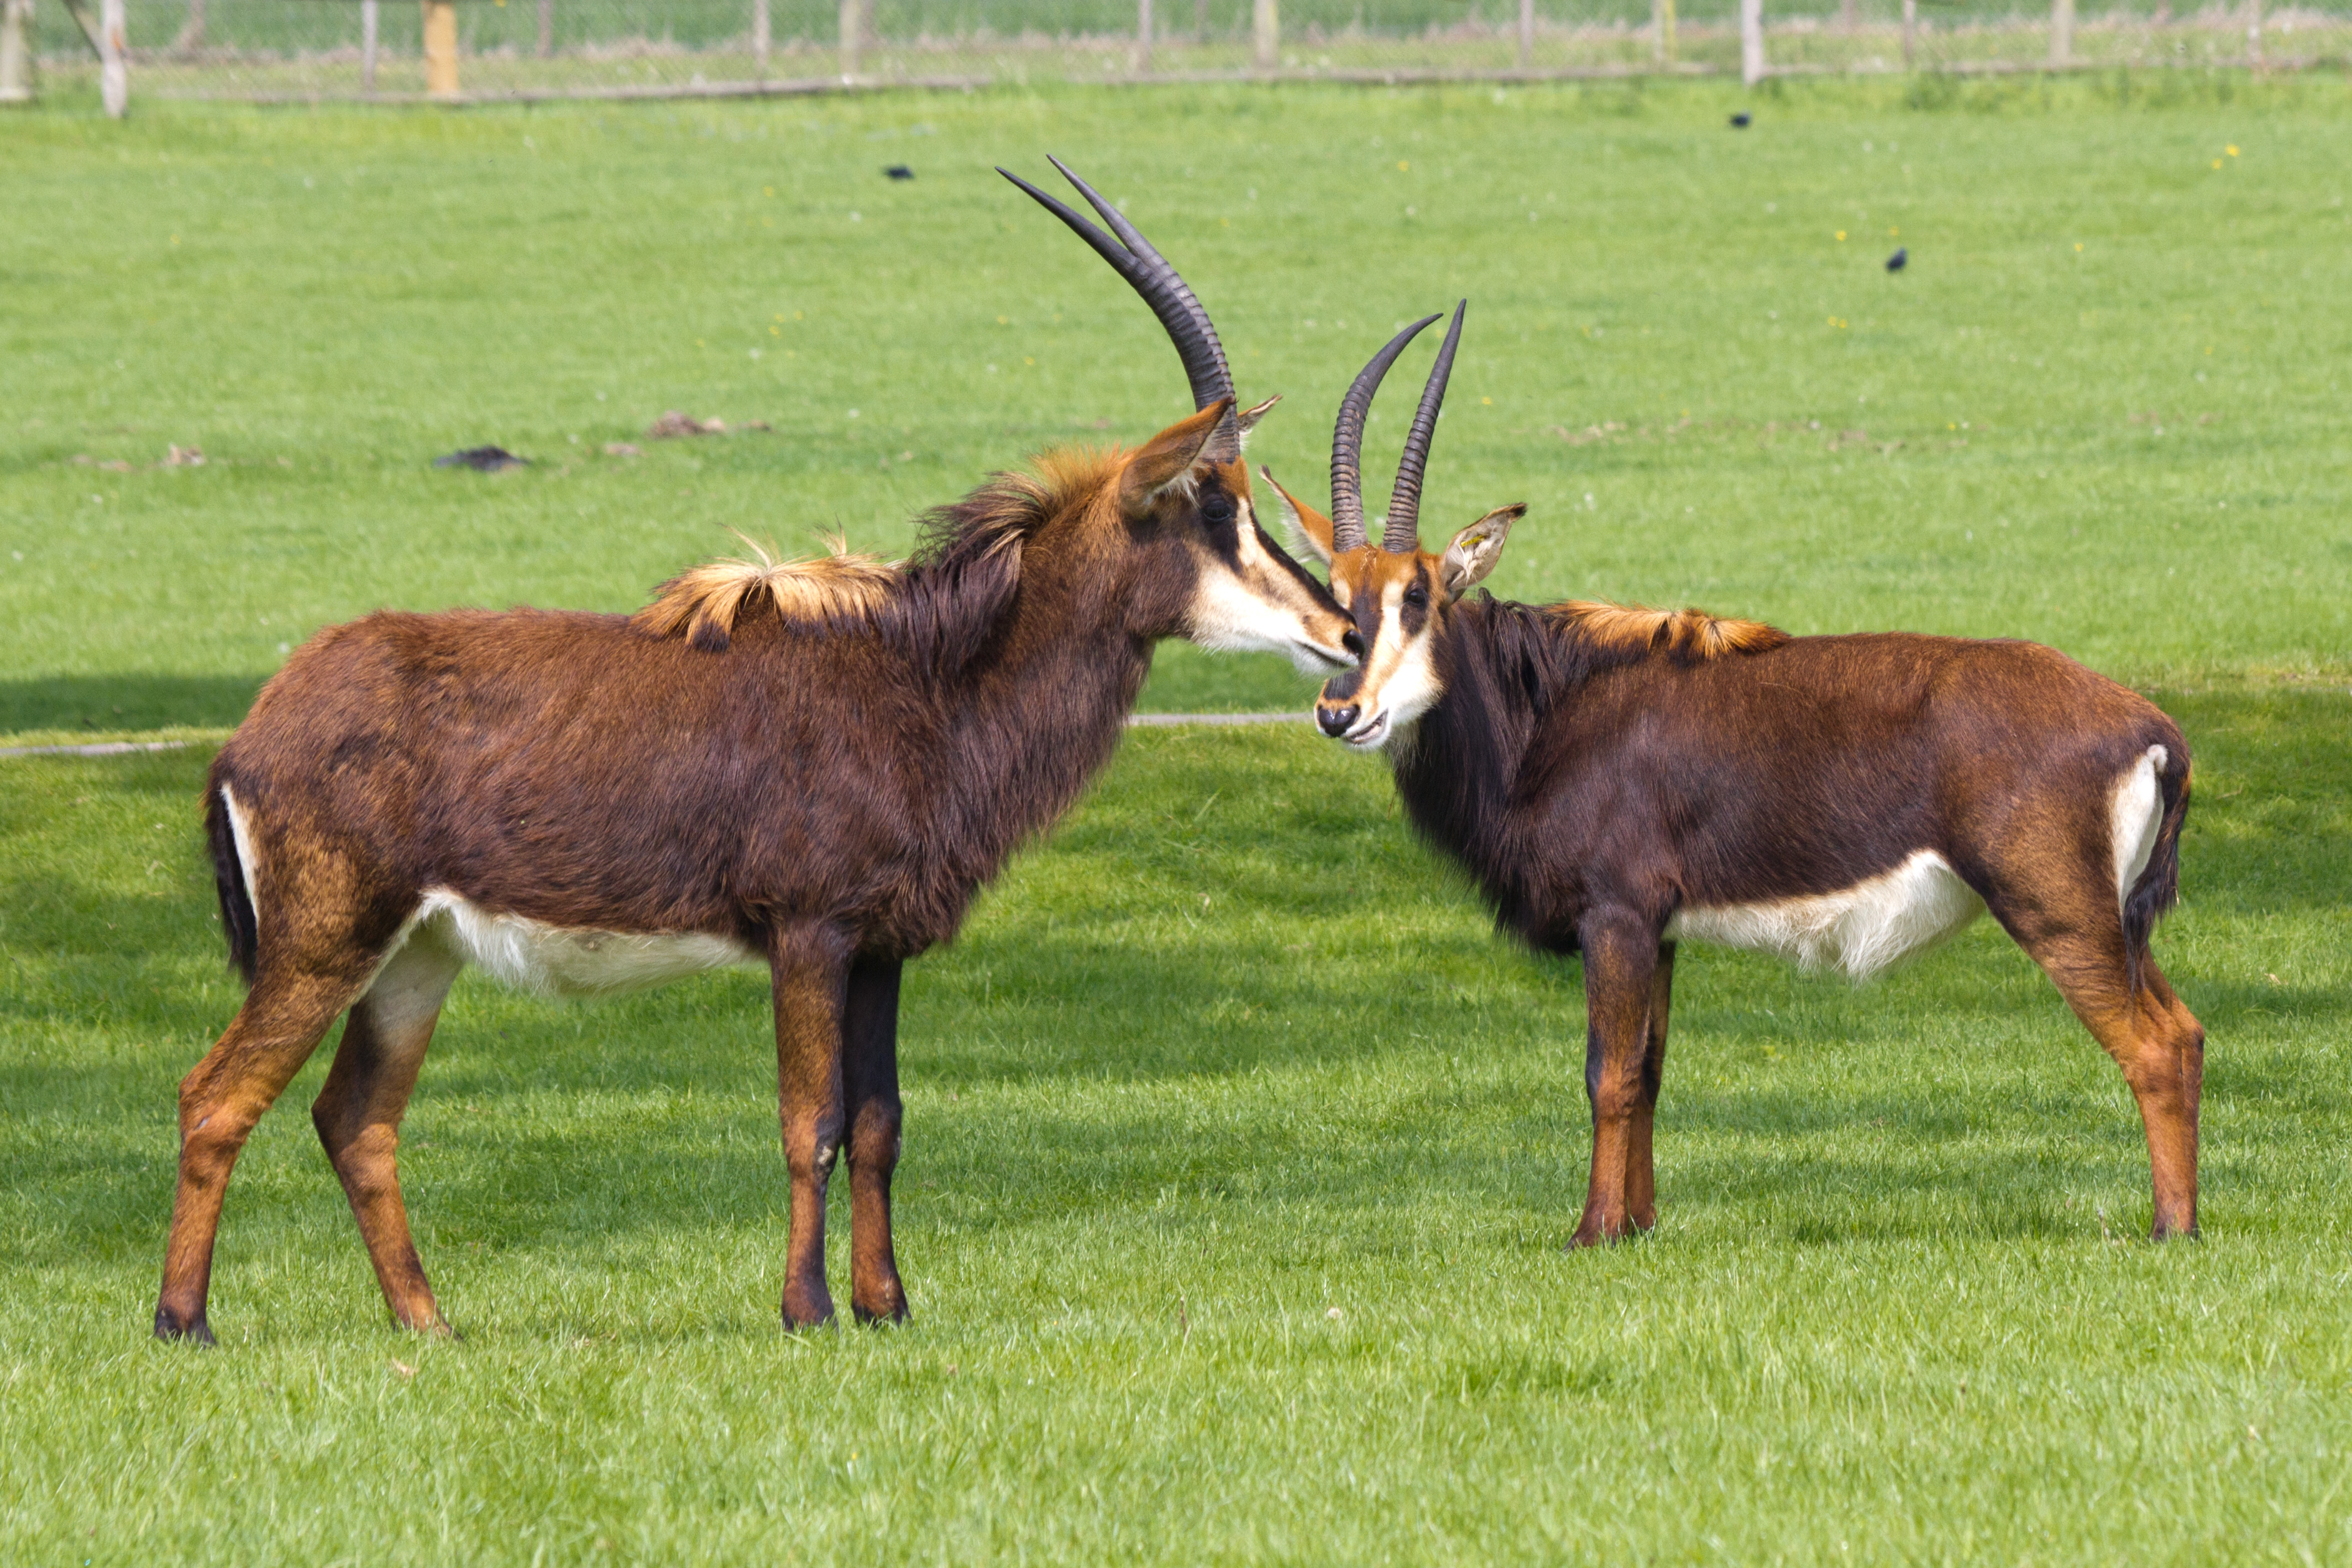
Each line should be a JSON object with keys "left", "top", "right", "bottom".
{"left": 1343, "top": 709, "right": 1392, "bottom": 751}
{"left": 1288, "top": 638, "right": 1356, "bottom": 676}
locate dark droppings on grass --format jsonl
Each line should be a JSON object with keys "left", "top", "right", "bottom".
{"left": 433, "top": 445, "right": 528, "bottom": 472}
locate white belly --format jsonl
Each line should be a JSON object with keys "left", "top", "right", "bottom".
{"left": 1664, "top": 850, "right": 1984, "bottom": 980}
{"left": 390, "top": 889, "right": 765, "bottom": 998}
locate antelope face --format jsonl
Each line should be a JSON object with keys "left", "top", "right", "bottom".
{"left": 1259, "top": 301, "right": 1520, "bottom": 749}
{"left": 1121, "top": 402, "right": 1359, "bottom": 675}
{"left": 1267, "top": 483, "right": 1522, "bottom": 748}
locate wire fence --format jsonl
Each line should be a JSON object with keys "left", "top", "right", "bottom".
{"left": 4, "top": 0, "right": 2344, "bottom": 108}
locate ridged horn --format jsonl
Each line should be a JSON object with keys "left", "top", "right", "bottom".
{"left": 1384, "top": 300, "right": 1466, "bottom": 553}
{"left": 1328, "top": 313, "right": 1442, "bottom": 554}
{"left": 999, "top": 158, "right": 1241, "bottom": 459}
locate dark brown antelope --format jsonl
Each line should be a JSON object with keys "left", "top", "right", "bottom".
{"left": 158, "top": 161, "right": 1358, "bottom": 1344}
{"left": 1265, "top": 305, "right": 2204, "bottom": 1245}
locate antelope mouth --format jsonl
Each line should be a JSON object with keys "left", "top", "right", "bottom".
{"left": 1342, "top": 708, "right": 1392, "bottom": 749}
{"left": 1293, "top": 637, "right": 1356, "bottom": 675}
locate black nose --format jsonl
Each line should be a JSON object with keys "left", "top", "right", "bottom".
{"left": 1340, "top": 628, "right": 1366, "bottom": 660}
{"left": 1317, "top": 704, "right": 1359, "bottom": 738}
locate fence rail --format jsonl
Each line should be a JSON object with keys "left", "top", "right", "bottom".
{"left": 4, "top": 0, "right": 2344, "bottom": 111}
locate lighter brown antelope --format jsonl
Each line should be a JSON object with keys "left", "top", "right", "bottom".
{"left": 156, "top": 161, "right": 1357, "bottom": 1344}
{"left": 1267, "top": 306, "right": 2206, "bottom": 1245}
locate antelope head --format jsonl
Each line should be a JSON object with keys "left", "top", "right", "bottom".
{"left": 1260, "top": 304, "right": 1527, "bottom": 748}
{"left": 1003, "top": 159, "right": 1359, "bottom": 675}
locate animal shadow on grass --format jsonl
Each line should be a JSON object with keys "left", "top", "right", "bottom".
{"left": 0, "top": 673, "right": 265, "bottom": 735}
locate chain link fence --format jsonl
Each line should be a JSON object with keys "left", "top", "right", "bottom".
{"left": 3, "top": 0, "right": 2344, "bottom": 106}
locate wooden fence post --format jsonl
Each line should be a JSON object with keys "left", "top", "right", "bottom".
{"left": 1652, "top": 0, "right": 1674, "bottom": 61}
{"left": 2049, "top": 0, "right": 2073, "bottom": 65}
{"left": 362, "top": 0, "right": 378, "bottom": 89}
{"left": 1901, "top": 0, "right": 1916, "bottom": 67}
{"left": 753, "top": 0, "right": 769, "bottom": 75}
{"left": 422, "top": 0, "right": 458, "bottom": 96}
{"left": 1517, "top": 0, "right": 1533, "bottom": 67}
{"left": 0, "top": 0, "right": 33, "bottom": 103}
{"left": 839, "top": 0, "right": 866, "bottom": 77}
{"left": 1740, "top": 0, "right": 1763, "bottom": 84}
{"left": 2244, "top": 0, "right": 2262, "bottom": 64}
{"left": 1252, "top": 0, "right": 1276, "bottom": 70}
{"left": 172, "top": 0, "right": 204, "bottom": 54}
{"left": 537, "top": 0, "right": 552, "bottom": 57}
{"left": 1134, "top": 0, "right": 1153, "bottom": 73}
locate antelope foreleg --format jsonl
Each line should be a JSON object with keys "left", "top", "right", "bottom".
{"left": 842, "top": 955, "right": 908, "bottom": 1325}
{"left": 1572, "top": 914, "right": 1663, "bottom": 1249}
{"left": 1623, "top": 942, "right": 1675, "bottom": 1234}
{"left": 772, "top": 924, "right": 853, "bottom": 1330}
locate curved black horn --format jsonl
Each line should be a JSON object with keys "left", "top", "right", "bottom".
{"left": 1384, "top": 300, "right": 1466, "bottom": 553}
{"left": 1329, "top": 313, "right": 1442, "bottom": 554}
{"left": 999, "top": 159, "right": 1240, "bottom": 457}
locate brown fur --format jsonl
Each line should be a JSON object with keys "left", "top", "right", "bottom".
{"left": 160, "top": 408, "right": 1354, "bottom": 1346}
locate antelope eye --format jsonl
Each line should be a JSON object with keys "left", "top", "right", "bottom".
{"left": 1199, "top": 491, "right": 1237, "bottom": 526}
{"left": 1403, "top": 584, "right": 1429, "bottom": 608}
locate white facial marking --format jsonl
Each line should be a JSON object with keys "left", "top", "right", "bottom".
{"left": 388, "top": 889, "right": 763, "bottom": 998}
{"left": 1186, "top": 501, "right": 1348, "bottom": 673}
{"left": 1347, "top": 578, "right": 1443, "bottom": 749}
{"left": 2110, "top": 744, "right": 2168, "bottom": 908}
{"left": 219, "top": 785, "right": 261, "bottom": 917}
{"left": 1665, "top": 850, "right": 1985, "bottom": 981}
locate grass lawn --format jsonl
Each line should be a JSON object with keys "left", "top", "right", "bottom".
{"left": 3, "top": 75, "right": 2350, "bottom": 1564}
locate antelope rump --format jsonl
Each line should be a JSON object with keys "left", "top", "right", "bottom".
{"left": 1269, "top": 307, "right": 2205, "bottom": 1247}
{"left": 156, "top": 161, "right": 1357, "bottom": 1344}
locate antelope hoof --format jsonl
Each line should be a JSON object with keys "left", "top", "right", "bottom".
{"left": 153, "top": 1305, "right": 216, "bottom": 1346}
{"left": 2151, "top": 1218, "right": 2201, "bottom": 1242}
{"left": 781, "top": 1291, "right": 836, "bottom": 1332}
{"left": 852, "top": 1295, "right": 910, "bottom": 1328}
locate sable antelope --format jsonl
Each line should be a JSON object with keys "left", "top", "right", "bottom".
{"left": 1264, "top": 306, "right": 2204, "bottom": 1245}
{"left": 156, "top": 161, "right": 1356, "bottom": 1344}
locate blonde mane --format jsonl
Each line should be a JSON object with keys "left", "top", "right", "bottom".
{"left": 634, "top": 536, "right": 900, "bottom": 651}
{"left": 1558, "top": 600, "right": 1788, "bottom": 661}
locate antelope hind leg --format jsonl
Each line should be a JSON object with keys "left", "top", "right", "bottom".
{"left": 312, "top": 931, "right": 464, "bottom": 1334}
{"left": 772, "top": 924, "right": 853, "bottom": 1330}
{"left": 157, "top": 967, "right": 365, "bottom": 1342}
{"left": 1623, "top": 942, "right": 1675, "bottom": 1234}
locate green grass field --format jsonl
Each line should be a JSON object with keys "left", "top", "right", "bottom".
{"left": 4, "top": 77, "right": 2350, "bottom": 1563}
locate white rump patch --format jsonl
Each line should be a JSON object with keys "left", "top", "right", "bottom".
{"left": 218, "top": 785, "right": 261, "bottom": 915}
{"left": 367, "top": 889, "right": 763, "bottom": 1000}
{"left": 1665, "top": 850, "right": 1986, "bottom": 981}
{"left": 2110, "top": 745, "right": 2168, "bottom": 909}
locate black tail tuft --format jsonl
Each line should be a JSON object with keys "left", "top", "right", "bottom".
{"left": 205, "top": 780, "right": 258, "bottom": 986}
{"left": 2122, "top": 741, "right": 2191, "bottom": 982}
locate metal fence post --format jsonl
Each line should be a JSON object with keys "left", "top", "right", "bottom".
{"left": 1740, "top": 0, "right": 1763, "bottom": 84}
{"left": 537, "top": 0, "right": 552, "bottom": 57}
{"left": 752, "top": 0, "right": 769, "bottom": 75}
{"left": 0, "top": 0, "right": 33, "bottom": 102}
{"left": 1901, "top": 0, "right": 1916, "bottom": 67}
{"left": 1517, "top": 0, "right": 1533, "bottom": 67}
{"left": 1134, "top": 0, "right": 1152, "bottom": 73}
{"left": 2049, "top": 0, "right": 2073, "bottom": 65}
{"left": 1252, "top": 0, "right": 1276, "bottom": 70}
{"left": 422, "top": 0, "right": 459, "bottom": 96}
{"left": 362, "top": 0, "right": 378, "bottom": 88}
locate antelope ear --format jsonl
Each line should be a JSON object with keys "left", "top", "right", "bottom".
{"left": 1438, "top": 504, "right": 1525, "bottom": 597}
{"left": 1235, "top": 394, "right": 1281, "bottom": 443}
{"left": 1258, "top": 465, "right": 1334, "bottom": 567}
{"left": 1120, "top": 400, "right": 1231, "bottom": 515}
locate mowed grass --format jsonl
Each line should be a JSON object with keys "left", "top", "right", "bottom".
{"left": 2, "top": 706, "right": 2348, "bottom": 1564}
{"left": 4, "top": 76, "right": 2352, "bottom": 1564}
